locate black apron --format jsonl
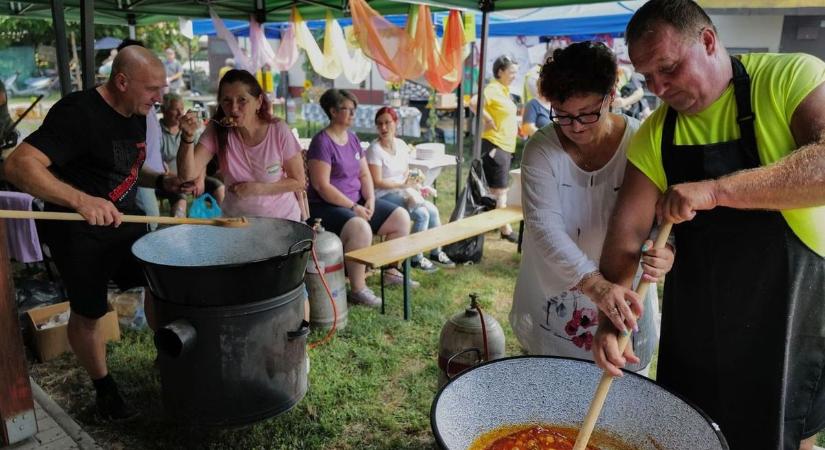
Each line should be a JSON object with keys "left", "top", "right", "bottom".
{"left": 657, "top": 56, "right": 825, "bottom": 449}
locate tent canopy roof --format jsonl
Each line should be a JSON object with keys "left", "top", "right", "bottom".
{"left": 0, "top": 0, "right": 622, "bottom": 25}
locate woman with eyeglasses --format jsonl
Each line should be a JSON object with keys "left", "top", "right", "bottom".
{"left": 367, "top": 106, "right": 456, "bottom": 272}
{"left": 509, "top": 42, "right": 674, "bottom": 374}
{"left": 306, "top": 89, "right": 413, "bottom": 308}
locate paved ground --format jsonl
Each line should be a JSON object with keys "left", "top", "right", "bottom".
{"left": 7, "top": 380, "right": 99, "bottom": 450}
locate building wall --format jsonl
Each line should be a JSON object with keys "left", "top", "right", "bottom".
{"left": 779, "top": 15, "right": 825, "bottom": 61}
{"left": 710, "top": 14, "right": 785, "bottom": 53}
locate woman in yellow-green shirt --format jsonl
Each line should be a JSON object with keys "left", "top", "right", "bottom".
{"left": 479, "top": 55, "right": 519, "bottom": 242}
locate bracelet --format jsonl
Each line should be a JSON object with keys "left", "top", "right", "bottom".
{"left": 576, "top": 270, "right": 602, "bottom": 291}
{"left": 350, "top": 203, "right": 357, "bottom": 211}
{"left": 154, "top": 174, "right": 165, "bottom": 191}
{"left": 181, "top": 136, "right": 195, "bottom": 144}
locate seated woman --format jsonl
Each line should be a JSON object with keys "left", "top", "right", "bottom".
{"left": 158, "top": 92, "right": 225, "bottom": 217}
{"left": 177, "top": 69, "right": 305, "bottom": 221}
{"left": 520, "top": 94, "right": 552, "bottom": 138}
{"left": 366, "top": 106, "right": 455, "bottom": 272}
{"left": 306, "top": 89, "right": 412, "bottom": 307}
{"left": 510, "top": 41, "right": 674, "bottom": 375}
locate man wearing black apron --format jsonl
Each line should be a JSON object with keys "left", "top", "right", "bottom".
{"left": 593, "top": 1, "right": 825, "bottom": 449}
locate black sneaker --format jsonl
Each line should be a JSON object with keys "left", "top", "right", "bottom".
{"left": 500, "top": 231, "right": 519, "bottom": 243}
{"left": 96, "top": 390, "right": 139, "bottom": 422}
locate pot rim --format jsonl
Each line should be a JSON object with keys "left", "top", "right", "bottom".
{"left": 429, "top": 355, "right": 729, "bottom": 450}
{"left": 131, "top": 222, "right": 313, "bottom": 269}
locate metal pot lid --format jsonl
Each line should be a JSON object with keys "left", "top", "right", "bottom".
{"left": 132, "top": 217, "right": 313, "bottom": 268}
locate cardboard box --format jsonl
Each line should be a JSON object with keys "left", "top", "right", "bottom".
{"left": 27, "top": 302, "right": 121, "bottom": 362}
{"left": 435, "top": 93, "right": 457, "bottom": 109}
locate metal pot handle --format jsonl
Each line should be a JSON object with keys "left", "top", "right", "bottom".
{"left": 446, "top": 348, "right": 482, "bottom": 380}
{"left": 287, "top": 320, "right": 311, "bottom": 341}
{"left": 287, "top": 239, "right": 313, "bottom": 256}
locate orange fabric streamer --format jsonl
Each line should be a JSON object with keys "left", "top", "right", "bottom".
{"left": 349, "top": 0, "right": 464, "bottom": 92}
{"left": 420, "top": 9, "right": 464, "bottom": 93}
{"left": 350, "top": 0, "right": 423, "bottom": 82}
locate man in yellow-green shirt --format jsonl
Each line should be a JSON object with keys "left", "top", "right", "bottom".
{"left": 593, "top": 1, "right": 825, "bottom": 449}
{"left": 479, "top": 55, "right": 519, "bottom": 242}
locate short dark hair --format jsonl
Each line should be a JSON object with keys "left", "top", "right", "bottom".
{"left": 319, "top": 89, "right": 359, "bottom": 119}
{"left": 116, "top": 38, "right": 144, "bottom": 51}
{"left": 492, "top": 55, "right": 516, "bottom": 80}
{"left": 538, "top": 41, "right": 617, "bottom": 104}
{"left": 625, "top": 0, "right": 716, "bottom": 46}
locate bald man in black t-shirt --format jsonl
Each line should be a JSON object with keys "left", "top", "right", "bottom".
{"left": 5, "top": 46, "right": 193, "bottom": 421}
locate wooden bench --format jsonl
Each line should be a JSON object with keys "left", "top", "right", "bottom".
{"left": 345, "top": 205, "right": 523, "bottom": 320}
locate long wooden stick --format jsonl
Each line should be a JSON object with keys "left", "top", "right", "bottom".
{"left": 572, "top": 222, "right": 673, "bottom": 450}
{"left": 0, "top": 209, "right": 248, "bottom": 227}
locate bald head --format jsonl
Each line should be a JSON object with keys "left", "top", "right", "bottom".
{"left": 105, "top": 45, "right": 166, "bottom": 116}
{"left": 110, "top": 45, "right": 164, "bottom": 80}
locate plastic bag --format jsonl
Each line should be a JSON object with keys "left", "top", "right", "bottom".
{"left": 108, "top": 288, "right": 147, "bottom": 330}
{"left": 189, "top": 193, "right": 222, "bottom": 219}
{"left": 443, "top": 159, "right": 497, "bottom": 264}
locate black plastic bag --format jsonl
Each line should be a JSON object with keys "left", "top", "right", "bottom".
{"left": 443, "top": 159, "right": 497, "bottom": 264}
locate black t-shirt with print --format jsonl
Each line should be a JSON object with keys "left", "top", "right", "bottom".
{"left": 25, "top": 88, "right": 147, "bottom": 214}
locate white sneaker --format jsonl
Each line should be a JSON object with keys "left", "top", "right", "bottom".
{"left": 348, "top": 287, "right": 381, "bottom": 307}
{"left": 411, "top": 256, "right": 438, "bottom": 272}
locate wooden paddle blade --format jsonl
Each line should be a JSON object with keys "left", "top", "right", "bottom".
{"left": 215, "top": 217, "right": 249, "bottom": 227}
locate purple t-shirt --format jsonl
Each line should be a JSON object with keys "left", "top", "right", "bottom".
{"left": 307, "top": 130, "right": 364, "bottom": 204}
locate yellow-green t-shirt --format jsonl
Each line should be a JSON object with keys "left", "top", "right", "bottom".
{"left": 482, "top": 79, "right": 518, "bottom": 153}
{"left": 628, "top": 52, "right": 825, "bottom": 256}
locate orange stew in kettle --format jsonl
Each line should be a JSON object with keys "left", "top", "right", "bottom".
{"left": 469, "top": 424, "right": 635, "bottom": 450}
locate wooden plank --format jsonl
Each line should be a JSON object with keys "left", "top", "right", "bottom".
{"left": 346, "top": 206, "right": 523, "bottom": 268}
{"left": 0, "top": 220, "right": 35, "bottom": 445}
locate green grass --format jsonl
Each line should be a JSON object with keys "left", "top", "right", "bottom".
{"left": 24, "top": 133, "right": 824, "bottom": 448}
{"left": 27, "top": 143, "right": 529, "bottom": 449}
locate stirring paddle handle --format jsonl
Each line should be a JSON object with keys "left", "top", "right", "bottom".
{"left": 573, "top": 221, "right": 673, "bottom": 450}
{"left": 0, "top": 209, "right": 247, "bottom": 227}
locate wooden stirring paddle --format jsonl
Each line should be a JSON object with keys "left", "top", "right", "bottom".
{"left": 572, "top": 221, "right": 673, "bottom": 450}
{"left": 0, "top": 209, "right": 249, "bottom": 228}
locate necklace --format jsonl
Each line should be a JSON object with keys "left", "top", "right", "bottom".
{"left": 379, "top": 138, "right": 396, "bottom": 155}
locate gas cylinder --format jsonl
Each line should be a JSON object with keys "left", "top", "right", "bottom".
{"left": 437, "top": 293, "right": 506, "bottom": 387}
{"left": 306, "top": 219, "right": 348, "bottom": 330}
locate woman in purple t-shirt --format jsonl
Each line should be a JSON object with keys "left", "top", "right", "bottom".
{"left": 307, "top": 89, "right": 412, "bottom": 307}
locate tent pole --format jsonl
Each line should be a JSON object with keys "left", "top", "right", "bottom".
{"left": 50, "top": 0, "right": 72, "bottom": 97}
{"left": 473, "top": 8, "right": 490, "bottom": 159}
{"left": 471, "top": 9, "right": 489, "bottom": 161}
{"left": 80, "top": 0, "right": 95, "bottom": 90}
{"left": 454, "top": 45, "right": 468, "bottom": 204}
{"left": 128, "top": 13, "right": 137, "bottom": 39}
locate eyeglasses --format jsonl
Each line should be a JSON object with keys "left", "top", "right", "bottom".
{"left": 551, "top": 95, "right": 609, "bottom": 126}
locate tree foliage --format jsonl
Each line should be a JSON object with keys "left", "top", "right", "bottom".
{"left": 0, "top": 17, "right": 197, "bottom": 58}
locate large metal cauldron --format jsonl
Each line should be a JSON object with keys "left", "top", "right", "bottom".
{"left": 131, "top": 218, "right": 314, "bottom": 426}
{"left": 153, "top": 285, "right": 309, "bottom": 426}
{"left": 431, "top": 356, "right": 728, "bottom": 450}
{"left": 132, "top": 218, "right": 313, "bottom": 306}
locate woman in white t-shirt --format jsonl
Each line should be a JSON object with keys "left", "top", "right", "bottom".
{"left": 177, "top": 69, "right": 305, "bottom": 221}
{"left": 367, "top": 107, "right": 455, "bottom": 271}
{"left": 511, "top": 41, "right": 674, "bottom": 374}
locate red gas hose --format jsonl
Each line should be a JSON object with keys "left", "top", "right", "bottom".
{"left": 473, "top": 304, "right": 490, "bottom": 362}
{"left": 308, "top": 229, "right": 337, "bottom": 349}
